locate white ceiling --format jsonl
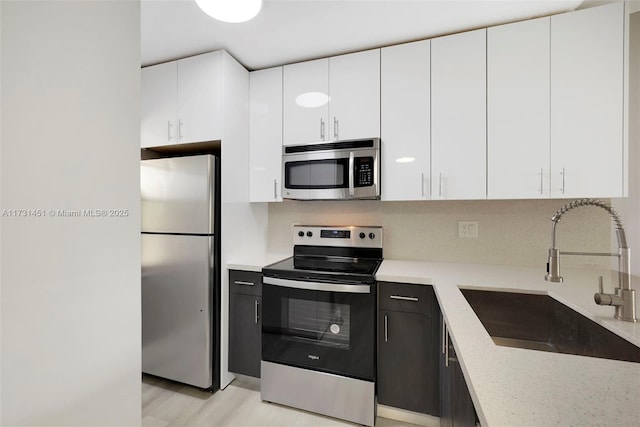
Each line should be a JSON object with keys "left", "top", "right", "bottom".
{"left": 141, "top": 0, "right": 584, "bottom": 70}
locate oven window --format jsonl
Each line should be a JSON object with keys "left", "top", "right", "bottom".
{"left": 284, "top": 159, "right": 348, "bottom": 189}
{"left": 285, "top": 299, "right": 350, "bottom": 349}
{"left": 262, "top": 284, "right": 376, "bottom": 381}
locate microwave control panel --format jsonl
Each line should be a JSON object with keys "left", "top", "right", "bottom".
{"left": 355, "top": 157, "right": 374, "bottom": 187}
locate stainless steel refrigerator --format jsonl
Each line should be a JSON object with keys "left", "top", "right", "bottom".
{"left": 141, "top": 154, "right": 220, "bottom": 390}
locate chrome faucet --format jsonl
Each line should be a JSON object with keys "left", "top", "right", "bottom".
{"left": 544, "top": 198, "right": 637, "bottom": 322}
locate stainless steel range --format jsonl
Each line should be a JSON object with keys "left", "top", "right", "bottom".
{"left": 261, "top": 225, "right": 382, "bottom": 426}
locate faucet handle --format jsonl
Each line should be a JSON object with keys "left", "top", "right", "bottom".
{"left": 598, "top": 276, "right": 604, "bottom": 294}
{"left": 595, "top": 276, "right": 622, "bottom": 306}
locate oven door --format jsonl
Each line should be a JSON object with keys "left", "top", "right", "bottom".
{"left": 262, "top": 277, "right": 376, "bottom": 381}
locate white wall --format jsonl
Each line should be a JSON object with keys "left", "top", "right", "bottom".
{"left": 1, "top": 1, "right": 141, "bottom": 425}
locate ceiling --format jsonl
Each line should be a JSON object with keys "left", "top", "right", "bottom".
{"left": 141, "top": 0, "right": 584, "bottom": 71}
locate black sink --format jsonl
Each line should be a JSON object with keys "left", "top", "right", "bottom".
{"left": 460, "top": 289, "right": 640, "bottom": 363}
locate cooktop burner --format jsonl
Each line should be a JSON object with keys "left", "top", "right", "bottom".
{"left": 263, "top": 225, "right": 383, "bottom": 285}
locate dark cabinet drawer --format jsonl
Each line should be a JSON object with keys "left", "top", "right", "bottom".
{"left": 378, "top": 281, "right": 433, "bottom": 314}
{"left": 229, "top": 270, "right": 262, "bottom": 296}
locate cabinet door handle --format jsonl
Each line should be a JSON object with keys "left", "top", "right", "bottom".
{"left": 445, "top": 326, "right": 450, "bottom": 368}
{"left": 560, "top": 168, "right": 565, "bottom": 194}
{"left": 384, "top": 314, "right": 388, "bottom": 343}
{"left": 274, "top": 179, "right": 278, "bottom": 200}
{"left": 439, "top": 173, "right": 443, "bottom": 197}
{"left": 333, "top": 117, "right": 339, "bottom": 140}
{"left": 234, "top": 280, "right": 255, "bottom": 286}
{"left": 421, "top": 173, "right": 425, "bottom": 197}
{"left": 255, "top": 300, "right": 260, "bottom": 324}
{"left": 442, "top": 318, "right": 446, "bottom": 354}
{"left": 167, "top": 121, "right": 174, "bottom": 141}
{"left": 320, "top": 118, "right": 325, "bottom": 140}
{"left": 178, "top": 119, "right": 184, "bottom": 141}
{"left": 540, "top": 168, "right": 544, "bottom": 195}
{"left": 389, "top": 295, "right": 418, "bottom": 302}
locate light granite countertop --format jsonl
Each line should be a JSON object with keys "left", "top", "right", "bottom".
{"left": 226, "top": 252, "right": 291, "bottom": 273}
{"left": 377, "top": 259, "right": 640, "bottom": 427}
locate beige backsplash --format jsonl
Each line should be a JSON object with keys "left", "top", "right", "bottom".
{"left": 267, "top": 198, "right": 613, "bottom": 269}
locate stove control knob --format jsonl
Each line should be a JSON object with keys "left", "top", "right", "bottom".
{"left": 307, "top": 231, "right": 313, "bottom": 237}
{"left": 359, "top": 232, "right": 366, "bottom": 239}
{"left": 298, "top": 231, "right": 304, "bottom": 237}
{"left": 369, "top": 232, "right": 376, "bottom": 240}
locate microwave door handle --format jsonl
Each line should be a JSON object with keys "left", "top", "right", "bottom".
{"left": 349, "top": 151, "right": 355, "bottom": 197}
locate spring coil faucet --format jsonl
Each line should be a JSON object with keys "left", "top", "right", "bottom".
{"left": 545, "top": 198, "right": 637, "bottom": 322}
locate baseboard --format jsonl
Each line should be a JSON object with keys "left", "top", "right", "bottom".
{"left": 376, "top": 404, "right": 440, "bottom": 427}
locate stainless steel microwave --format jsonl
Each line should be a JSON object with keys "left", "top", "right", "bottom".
{"left": 282, "top": 138, "right": 380, "bottom": 200}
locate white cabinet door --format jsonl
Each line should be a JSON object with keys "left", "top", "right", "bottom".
{"left": 487, "top": 17, "right": 550, "bottom": 199}
{"left": 381, "top": 41, "right": 430, "bottom": 201}
{"left": 283, "top": 58, "right": 329, "bottom": 145}
{"left": 177, "top": 51, "right": 222, "bottom": 144}
{"left": 431, "top": 29, "right": 487, "bottom": 200}
{"left": 329, "top": 49, "right": 381, "bottom": 141}
{"left": 550, "top": 2, "right": 624, "bottom": 198}
{"left": 141, "top": 61, "right": 178, "bottom": 148}
{"left": 249, "top": 67, "right": 283, "bottom": 202}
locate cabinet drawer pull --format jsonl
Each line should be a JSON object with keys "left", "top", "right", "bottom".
{"left": 389, "top": 295, "right": 418, "bottom": 302}
{"left": 234, "top": 280, "right": 255, "bottom": 286}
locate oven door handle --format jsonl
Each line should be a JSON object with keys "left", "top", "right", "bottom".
{"left": 348, "top": 151, "right": 355, "bottom": 197}
{"left": 263, "top": 276, "right": 371, "bottom": 294}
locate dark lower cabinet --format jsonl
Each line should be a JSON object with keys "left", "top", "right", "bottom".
{"left": 440, "top": 314, "right": 477, "bottom": 427}
{"left": 377, "top": 282, "right": 439, "bottom": 416}
{"left": 228, "top": 270, "right": 262, "bottom": 378}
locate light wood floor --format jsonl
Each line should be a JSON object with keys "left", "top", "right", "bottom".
{"left": 142, "top": 374, "right": 420, "bottom": 427}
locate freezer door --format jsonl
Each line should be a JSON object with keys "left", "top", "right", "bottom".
{"left": 142, "top": 234, "right": 214, "bottom": 388}
{"left": 141, "top": 155, "right": 216, "bottom": 234}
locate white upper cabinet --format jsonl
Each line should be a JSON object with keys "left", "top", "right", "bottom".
{"left": 550, "top": 2, "right": 624, "bottom": 198}
{"left": 329, "top": 49, "right": 381, "bottom": 141}
{"left": 177, "top": 52, "right": 223, "bottom": 145}
{"left": 249, "top": 67, "right": 283, "bottom": 202}
{"left": 141, "top": 61, "right": 178, "bottom": 147}
{"left": 283, "top": 49, "right": 380, "bottom": 145}
{"left": 283, "top": 59, "right": 329, "bottom": 145}
{"left": 431, "top": 29, "right": 487, "bottom": 200}
{"left": 381, "top": 40, "right": 430, "bottom": 201}
{"left": 141, "top": 51, "right": 222, "bottom": 148}
{"left": 487, "top": 17, "right": 550, "bottom": 199}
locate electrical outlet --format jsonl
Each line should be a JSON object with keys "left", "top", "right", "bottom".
{"left": 458, "top": 221, "right": 478, "bottom": 238}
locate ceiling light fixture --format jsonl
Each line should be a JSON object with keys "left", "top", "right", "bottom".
{"left": 195, "top": 0, "right": 262, "bottom": 24}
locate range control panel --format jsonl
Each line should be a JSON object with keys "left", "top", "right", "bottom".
{"left": 293, "top": 225, "right": 383, "bottom": 248}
